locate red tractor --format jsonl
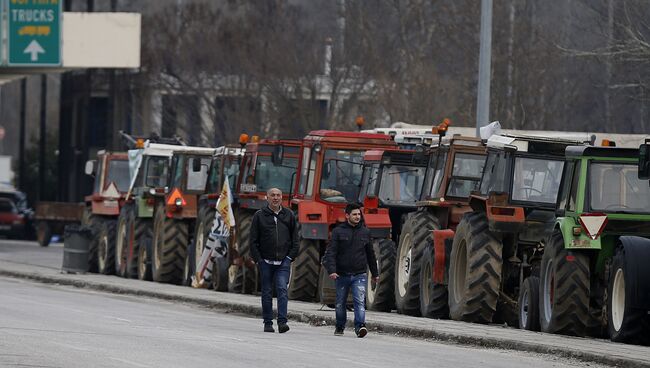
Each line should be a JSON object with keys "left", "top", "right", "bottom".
{"left": 228, "top": 137, "right": 302, "bottom": 294}
{"left": 288, "top": 130, "right": 398, "bottom": 302}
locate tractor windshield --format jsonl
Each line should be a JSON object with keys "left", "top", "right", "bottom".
{"left": 511, "top": 157, "right": 564, "bottom": 204}
{"left": 320, "top": 149, "right": 364, "bottom": 203}
{"left": 106, "top": 159, "right": 130, "bottom": 192}
{"left": 254, "top": 156, "right": 298, "bottom": 193}
{"left": 145, "top": 156, "right": 170, "bottom": 188}
{"left": 378, "top": 164, "right": 426, "bottom": 205}
{"left": 445, "top": 153, "right": 485, "bottom": 198}
{"left": 589, "top": 162, "right": 650, "bottom": 214}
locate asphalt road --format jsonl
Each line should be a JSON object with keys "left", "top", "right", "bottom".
{"left": 0, "top": 277, "right": 606, "bottom": 368}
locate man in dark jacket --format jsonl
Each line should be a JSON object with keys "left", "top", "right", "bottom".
{"left": 250, "top": 187, "right": 299, "bottom": 333}
{"left": 323, "top": 203, "right": 379, "bottom": 338}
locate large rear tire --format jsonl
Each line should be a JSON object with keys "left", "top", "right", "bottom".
{"left": 152, "top": 203, "right": 188, "bottom": 284}
{"left": 229, "top": 210, "right": 256, "bottom": 293}
{"left": 212, "top": 256, "right": 229, "bottom": 291}
{"left": 137, "top": 238, "right": 153, "bottom": 281}
{"left": 81, "top": 208, "right": 100, "bottom": 271}
{"left": 36, "top": 221, "right": 52, "bottom": 248}
{"left": 97, "top": 220, "right": 117, "bottom": 275}
{"left": 288, "top": 238, "right": 320, "bottom": 301}
{"left": 126, "top": 213, "right": 150, "bottom": 279}
{"left": 448, "top": 212, "right": 502, "bottom": 324}
{"left": 607, "top": 247, "right": 650, "bottom": 344}
{"left": 394, "top": 210, "right": 439, "bottom": 316}
{"left": 366, "top": 238, "right": 396, "bottom": 312}
{"left": 115, "top": 205, "right": 130, "bottom": 278}
{"left": 419, "top": 243, "right": 449, "bottom": 319}
{"left": 539, "top": 230, "right": 590, "bottom": 336}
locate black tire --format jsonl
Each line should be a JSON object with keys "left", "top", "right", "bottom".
{"left": 394, "top": 210, "right": 439, "bottom": 316}
{"left": 36, "top": 221, "right": 52, "bottom": 248}
{"left": 518, "top": 276, "right": 540, "bottom": 331}
{"left": 81, "top": 208, "right": 101, "bottom": 271}
{"left": 607, "top": 247, "right": 650, "bottom": 344}
{"left": 448, "top": 212, "right": 502, "bottom": 324}
{"left": 419, "top": 244, "right": 449, "bottom": 319}
{"left": 137, "top": 238, "right": 153, "bottom": 281}
{"left": 115, "top": 205, "right": 130, "bottom": 278}
{"left": 183, "top": 241, "right": 196, "bottom": 287}
{"left": 152, "top": 203, "right": 188, "bottom": 284}
{"left": 194, "top": 206, "right": 215, "bottom": 282}
{"left": 367, "top": 238, "right": 396, "bottom": 312}
{"left": 229, "top": 210, "right": 256, "bottom": 293}
{"left": 128, "top": 212, "right": 151, "bottom": 279}
{"left": 539, "top": 230, "right": 590, "bottom": 336}
{"left": 97, "top": 220, "right": 117, "bottom": 275}
{"left": 212, "top": 256, "right": 229, "bottom": 291}
{"left": 288, "top": 238, "right": 320, "bottom": 301}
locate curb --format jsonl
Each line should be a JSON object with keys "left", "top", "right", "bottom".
{"left": 0, "top": 268, "right": 645, "bottom": 368}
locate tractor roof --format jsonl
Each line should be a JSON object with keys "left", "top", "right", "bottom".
{"left": 566, "top": 145, "right": 639, "bottom": 159}
{"left": 486, "top": 134, "right": 588, "bottom": 155}
{"left": 172, "top": 147, "right": 217, "bottom": 156}
{"left": 304, "top": 130, "right": 394, "bottom": 145}
{"left": 214, "top": 145, "right": 244, "bottom": 157}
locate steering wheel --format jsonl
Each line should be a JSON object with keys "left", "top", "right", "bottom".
{"left": 521, "top": 187, "right": 543, "bottom": 197}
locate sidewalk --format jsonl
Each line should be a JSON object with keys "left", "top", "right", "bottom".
{"left": 1, "top": 258, "right": 649, "bottom": 368}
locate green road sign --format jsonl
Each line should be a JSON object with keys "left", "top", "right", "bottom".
{"left": 7, "top": 0, "right": 61, "bottom": 66}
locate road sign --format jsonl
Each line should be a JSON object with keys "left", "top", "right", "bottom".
{"left": 7, "top": 0, "right": 62, "bottom": 66}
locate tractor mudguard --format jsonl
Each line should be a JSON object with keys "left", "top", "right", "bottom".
{"left": 557, "top": 217, "right": 602, "bottom": 250}
{"left": 617, "top": 236, "right": 650, "bottom": 309}
{"left": 432, "top": 229, "right": 454, "bottom": 285}
{"left": 298, "top": 201, "right": 329, "bottom": 240}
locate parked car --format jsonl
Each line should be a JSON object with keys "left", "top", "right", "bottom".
{"left": 0, "top": 198, "right": 27, "bottom": 239}
{"left": 0, "top": 187, "right": 35, "bottom": 240}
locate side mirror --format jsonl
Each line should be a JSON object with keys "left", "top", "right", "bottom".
{"left": 192, "top": 158, "right": 202, "bottom": 172}
{"left": 639, "top": 141, "right": 650, "bottom": 180}
{"left": 272, "top": 145, "right": 284, "bottom": 166}
{"left": 84, "top": 160, "right": 96, "bottom": 176}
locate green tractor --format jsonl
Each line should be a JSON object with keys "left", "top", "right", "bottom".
{"left": 541, "top": 142, "right": 650, "bottom": 344}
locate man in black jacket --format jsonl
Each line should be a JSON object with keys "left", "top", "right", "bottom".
{"left": 250, "top": 188, "right": 299, "bottom": 333}
{"left": 323, "top": 203, "right": 379, "bottom": 338}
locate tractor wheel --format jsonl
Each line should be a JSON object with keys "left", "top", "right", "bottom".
{"left": 448, "top": 212, "right": 502, "bottom": 324}
{"left": 126, "top": 213, "right": 150, "bottom": 279}
{"left": 229, "top": 210, "right": 256, "bottom": 293}
{"left": 212, "top": 256, "right": 229, "bottom": 292}
{"left": 183, "top": 241, "right": 196, "bottom": 287}
{"left": 115, "top": 205, "right": 130, "bottom": 278}
{"left": 288, "top": 238, "right": 320, "bottom": 301}
{"left": 36, "top": 221, "right": 52, "bottom": 248}
{"left": 366, "top": 238, "right": 396, "bottom": 312}
{"left": 394, "top": 210, "right": 439, "bottom": 316}
{"left": 518, "top": 276, "right": 541, "bottom": 331}
{"left": 194, "top": 207, "right": 215, "bottom": 280}
{"left": 81, "top": 207, "right": 101, "bottom": 271}
{"left": 539, "top": 230, "right": 590, "bottom": 336}
{"left": 419, "top": 244, "right": 449, "bottom": 319}
{"left": 97, "top": 220, "right": 117, "bottom": 275}
{"left": 137, "top": 237, "right": 152, "bottom": 281}
{"left": 607, "top": 246, "right": 650, "bottom": 344}
{"left": 152, "top": 203, "right": 188, "bottom": 284}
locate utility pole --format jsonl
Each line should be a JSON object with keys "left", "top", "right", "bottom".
{"left": 39, "top": 75, "right": 47, "bottom": 200}
{"left": 476, "top": 0, "right": 493, "bottom": 137}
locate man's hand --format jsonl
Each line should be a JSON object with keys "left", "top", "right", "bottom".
{"left": 329, "top": 273, "right": 339, "bottom": 280}
{"left": 372, "top": 276, "right": 379, "bottom": 283}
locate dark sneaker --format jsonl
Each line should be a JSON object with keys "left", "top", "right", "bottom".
{"left": 356, "top": 325, "right": 368, "bottom": 338}
{"left": 278, "top": 323, "right": 290, "bottom": 333}
{"left": 264, "top": 324, "right": 275, "bottom": 333}
{"left": 334, "top": 327, "right": 344, "bottom": 336}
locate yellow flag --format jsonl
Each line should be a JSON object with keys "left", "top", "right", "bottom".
{"left": 216, "top": 176, "right": 236, "bottom": 229}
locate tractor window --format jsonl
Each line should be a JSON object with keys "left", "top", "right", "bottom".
{"left": 480, "top": 152, "right": 507, "bottom": 195}
{"left": 446, "top": 153, "right": 485, "bottom": 198}
{"left": 207, "top": 157, "right": 222, "bottom": 193}
{"left": 106, "top": 159, "right": 130, "bottom": 193}
{"left": 588, "top": 162, "right": 650, "bottom": 214}
{"left": 306, "top": 149, "right": 318, "bottom": 197}
{"left": 145, "top": 156, "right": 170, "bottom": 188}
{"left": 379, "top": 164, "right": 425, "bottom": 204}
{"left": 224, "top": 157, "right": 240, "bottom": 192}
{"left": 93, "top": 160, "right": 104, "bottom": 195}
{"left": 567, "top": 162, "right": 581, "bottom": 212}
{"left": 254, "top": 156, "right": 298, "bottom": 193}
{"left": 186, "top": 157, "right": 211, "bottom": 192}
{"left": 511, "top": 157, "right": 564, "bottom": 205}
{"left": 320, "top": 149, "right": 364, "bottom": 203}
{"left": 170, "top": 155, "right": 185, "bottom": 189}
{"left": 427, "top": 152, "right": 447, "bottom": 199}
{"left": 557, "top": 161, "right": 575, "bottom": 211}
{"left": 298, "top": 147, "right": 311, "bottom": 195}
{"left": 358, "top": 163, "right": 380, "bottom": 203}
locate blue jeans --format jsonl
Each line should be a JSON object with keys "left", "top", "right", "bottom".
{"left": 258, "top": 258, "right": 290, "bottom": 325}
{"left": 335, "top": 273, "right": 367, "bottom": 330}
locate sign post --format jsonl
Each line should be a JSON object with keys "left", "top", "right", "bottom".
{"left": 7, "top": 0, "right": 62, "bottom": 66}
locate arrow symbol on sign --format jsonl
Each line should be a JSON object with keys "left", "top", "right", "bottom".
{"left": 24, "top": 40, "right": 45, "bottom": 61}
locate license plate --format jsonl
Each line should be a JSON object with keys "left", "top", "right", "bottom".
{"left": 240, "top": 184, "right": 257, "bottom": 193}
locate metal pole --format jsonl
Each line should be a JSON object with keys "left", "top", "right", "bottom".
{"left": 18, "top": 78, "right": 26, "bottom": 191}
{"left": 476, "top": 0, "right": 493, "bottom": 137}
{"left": 39, "top": 75, "right": 47, "bottom": 201}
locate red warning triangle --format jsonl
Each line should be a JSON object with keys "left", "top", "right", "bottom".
{"left": 167, "top": 188, "right": 187, "bottom": 206}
